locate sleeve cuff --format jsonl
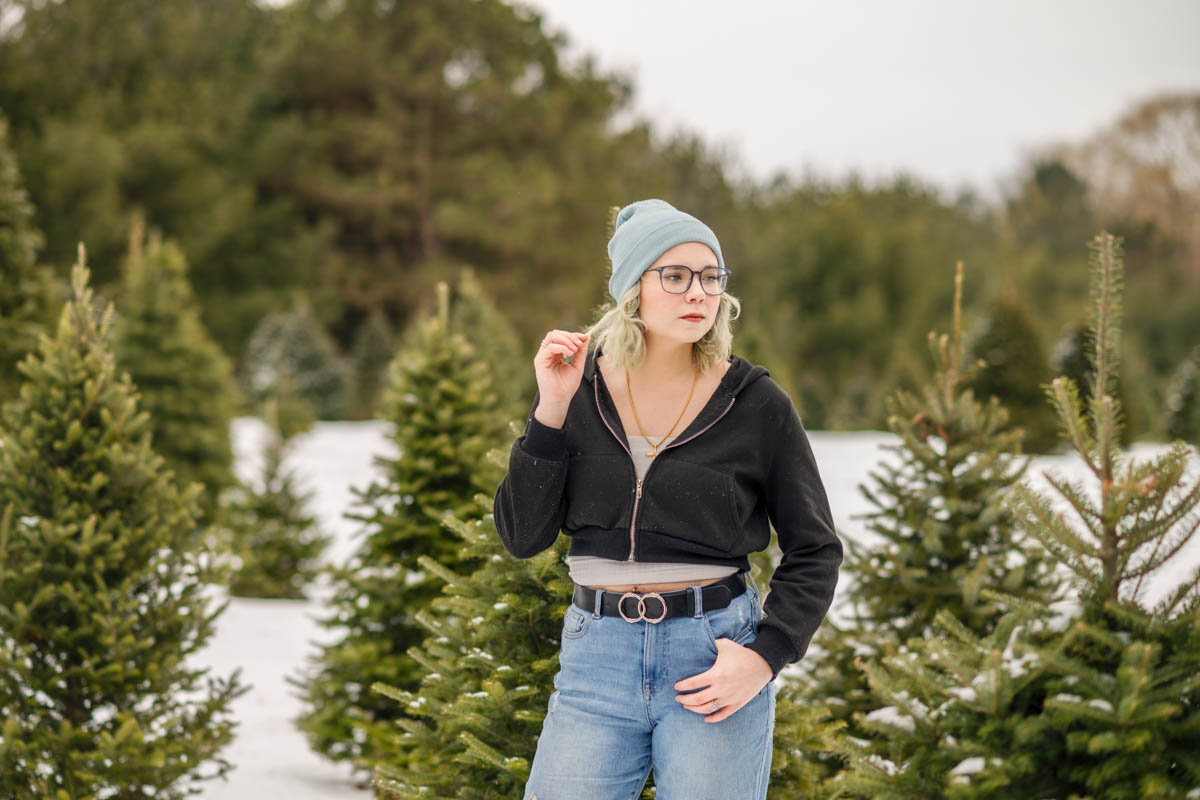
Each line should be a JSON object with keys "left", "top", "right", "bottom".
{"left": 519, "top": 415, "right": 568, "bottom": 460}
{"left": 745, "top": 625, "right": 798, "bottom": 681}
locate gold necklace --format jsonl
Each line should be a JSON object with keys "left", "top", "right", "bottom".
{"left": 625, "top": 366, "right": 699, "bottom": 458}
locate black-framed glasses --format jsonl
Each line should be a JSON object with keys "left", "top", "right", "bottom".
{"left": 643, "top": 265, "right": 730, "bottom": 295}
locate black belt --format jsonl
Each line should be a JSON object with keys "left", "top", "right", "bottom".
{"left": 572, "top": 572, "right": 746, "bottom": 624}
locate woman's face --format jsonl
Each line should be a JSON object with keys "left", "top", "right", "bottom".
{"left": 638, "top": 241, "right": 722, "bottom": 347}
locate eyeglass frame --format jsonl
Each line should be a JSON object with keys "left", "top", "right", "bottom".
{"left": 642, "top": 265, "right": 731, "bottom": 296}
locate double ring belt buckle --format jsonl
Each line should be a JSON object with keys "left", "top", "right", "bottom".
{"left": 617, "top": 591, "right": 668, "bottom": 624}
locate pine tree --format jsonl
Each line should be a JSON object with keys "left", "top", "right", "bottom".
{"left": 370, "top": 503, "right": 576, "bottom": 799}
{"left": 966, "top": 285, "right": 1059, "bottom": 453}
{"left": 292, "top": 282, "right": 509, "bottom": 777}
{"left": 222, "top": 373, "right": 328, "bottom": 599}
{"left": 1052, "top": 320, "right": 1135, "bottom": 447}
{"left": 0, "top": 113, "right": 53, "bottom": 404}
{"left": 348, "top": 307, "right": 396, "bottom": 420}
{"left": 767, "top": 680, "right": 850, "bottom": 797}
{"left": 448, "top": 266, "right": 532, "bottom": 424}
{"left": 838, "top": 233, "right": 1200, "bottom": 799}
{"left": 113, "top": 217, "right": 238, "bottom": 522}
{"left": 1165, "top": 343, "right": 1200, "bottom": 444}
{"left": 0, "top": 250, "right": 245, "bottom": 798}
{"left": 241, "top": 294, "right": 352, "bottom": 420}
{"left": 792, "top": 263, "right": 1057, "bottom": 791}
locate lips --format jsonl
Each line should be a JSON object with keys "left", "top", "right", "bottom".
{"left": 681, "top": 314, "right": 706, "bottom": 322}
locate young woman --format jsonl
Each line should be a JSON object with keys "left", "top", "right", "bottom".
{"left": 494, "top": 199, "right": 842, "bottom": 800}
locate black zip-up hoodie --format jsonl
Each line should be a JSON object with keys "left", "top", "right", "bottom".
{"left": 493, "top": 345, "right": 842, "bottom": 679}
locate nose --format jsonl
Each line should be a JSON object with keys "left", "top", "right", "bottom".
{"left": 685, "top": 272, "right": 707, "bottom": 301}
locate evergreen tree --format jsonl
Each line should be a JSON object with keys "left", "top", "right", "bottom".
{"left": 767, "top": 680, "right": 849, "bottom": 797}
{"left": 348, "top": 307, "right": 396, "bottom": 420}
{"left": 253, "top": 0, "right": 642, "bottom": 343}
{"left": 222, "top": 373, "right": 328, "bottom": 599}
{"left": 966, "top": 285, "right": 1060, "bottom": 453}
{"left": 838, "top": 232, "right": 1200, "bottom": 799}
{"left": 1052, "top": 320, "right": 1135, "bottom": 447}
{"left": 448, "top": 266, "right": 531, "bottom": 424}
{"left": 1003, "top": 159, "right": 1095, "bottom": 262}
{"left": 292, "top": 282, "right": 508, "bottom": 776}
{"left": 737, "top": 177, "right": 1004, "bottom": 431}
{"left": 370, "top": 504, "right": 577, "bottom": 799}
{"left": 0, "top": 0, "right": 328, "bottom": 359}
{"left": 0, "top": 113, "right": 52, "bottom": 404}
{"left": 1165, "top": 344, "right": 1200, "bottom": 444}
{"left": 0, "top": 250, "right": 245, "bottom": 798}
{"left": 113, "top": 217, "right": 239, "bottom": 522}
{"left": 240, "top": 295, "right": 352, "bottom": 420}
{"left": 794, "top": 263, "right": 1057, "bottom": 791}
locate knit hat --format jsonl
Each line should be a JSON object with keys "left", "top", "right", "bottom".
{"left": 606, "top": 199, "right": 724, "bottom": 302}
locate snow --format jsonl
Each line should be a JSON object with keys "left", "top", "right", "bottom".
{"left": 1042, "top": 599, "right": 1084, "bottom": 633}
{"left": 864, "top": 706, "right": 916, "bottom": 732}
{"left": 189, "top": 422, "right": 1200, "bottom": 796}
{"left": 1000, "top": 627, "right": 1039, "bottom": 679}
{"left": 864, "top": 754, "right": 902, "bottom": 776}
{"left": 950, "top": 756, "right": 986, "bottom": 776}
{"left": 948, "top": 686, "right": 978, "bottom": 703}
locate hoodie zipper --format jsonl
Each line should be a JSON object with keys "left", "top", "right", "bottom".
{"left": 593, "top": 377, "right": 737, "bottom": 561}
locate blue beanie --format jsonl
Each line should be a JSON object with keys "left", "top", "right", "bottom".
{"left": 606, "top": 199, "right": 724, "bottom": 302}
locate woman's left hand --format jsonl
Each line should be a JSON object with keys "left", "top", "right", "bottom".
{"left": 673, "top": 638, "right": 773, "bottom": 723}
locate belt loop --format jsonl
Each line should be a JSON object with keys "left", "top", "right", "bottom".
{"left": 592, "top": 588, "right": 603, "bottom": 618}
{"left": 691, "top": 585, "right": 704, "bottom": 618}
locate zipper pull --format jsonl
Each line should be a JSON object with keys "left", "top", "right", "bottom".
{"left": 636, "top": 479, "right": 643, "bottom": 498}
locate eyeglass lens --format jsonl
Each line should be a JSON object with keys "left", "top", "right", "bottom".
{"left": 659, "top": 266, "right": 728, "bottom": 295}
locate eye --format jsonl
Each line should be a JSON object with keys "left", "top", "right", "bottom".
{"left": 662, "top": 269, "right": 687, "bottom": 282}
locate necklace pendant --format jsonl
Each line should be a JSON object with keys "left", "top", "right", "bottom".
{"left": 645, "top": 450, "right": 657, "bottom": 458}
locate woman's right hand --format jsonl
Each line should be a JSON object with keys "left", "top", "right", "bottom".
{"left": 533, "top": 330, "right": 589, "bottom": 428}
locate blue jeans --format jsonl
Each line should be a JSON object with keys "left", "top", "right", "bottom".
{"left": 523, "top": 573, "right": 775, "bottom": 800}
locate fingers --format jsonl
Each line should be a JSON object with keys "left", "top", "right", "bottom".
{"left": 539, "top": 330, "right": 588, "bottom": 355}
{"left": 676, "top": 687, "right": 717, "bottom": 710}
{"left": 676, "top": 687, "right": 742, "bottom": 723}
{"left": 536, "top": 330, "right": 589, "bottom": 369}
{"left": 674, "top": 640, "right": 770, "bottom": 723}
{"left": 704, "top": 704, "right": 737, "bottom": 724}
{"left": 538, "top": 343, "right": 576, "bottom": 360}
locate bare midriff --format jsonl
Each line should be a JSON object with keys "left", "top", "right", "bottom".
{"left": 585, "top": 576, "right": 724, "bottom": 593}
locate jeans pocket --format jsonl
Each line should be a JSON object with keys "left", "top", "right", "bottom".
{"left": 701, "top": 590, "right": 756, "bottom": 652}
{"left": 562, "top": 604, "right": 591, "bottom": 639}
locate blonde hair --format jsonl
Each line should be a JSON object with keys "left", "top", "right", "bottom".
{"left": 584, "top": 279, "right": 741, "bottom": 375}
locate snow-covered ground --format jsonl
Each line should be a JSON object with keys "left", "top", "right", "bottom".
{"left": 193, "top": 418, "right": 1200, "bottom": 798}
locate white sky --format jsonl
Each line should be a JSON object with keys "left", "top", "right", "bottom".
{"left": 522, "top": 0, "right": 1200, "bottom": 201}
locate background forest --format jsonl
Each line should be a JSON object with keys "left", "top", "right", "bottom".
{"left": 3, "top": 1, "right": 1200, "bottom": 799}
{"left": 1, "top": 0, "right": 1197, "bottom": 442}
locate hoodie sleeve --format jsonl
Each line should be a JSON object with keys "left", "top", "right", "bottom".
{"left": 744, "top": 391, "right": 843, "bottom": 680}
{"left": 493, "top": 391, "right": 570, "bottom": 558}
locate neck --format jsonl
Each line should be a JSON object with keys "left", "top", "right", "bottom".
{"left": 634, "top": 333, "right": 696, "bottom": 383}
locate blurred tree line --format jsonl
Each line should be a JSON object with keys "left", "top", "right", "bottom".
{"left": 1, "top": 0, "right": 1196, "bottom": 442}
